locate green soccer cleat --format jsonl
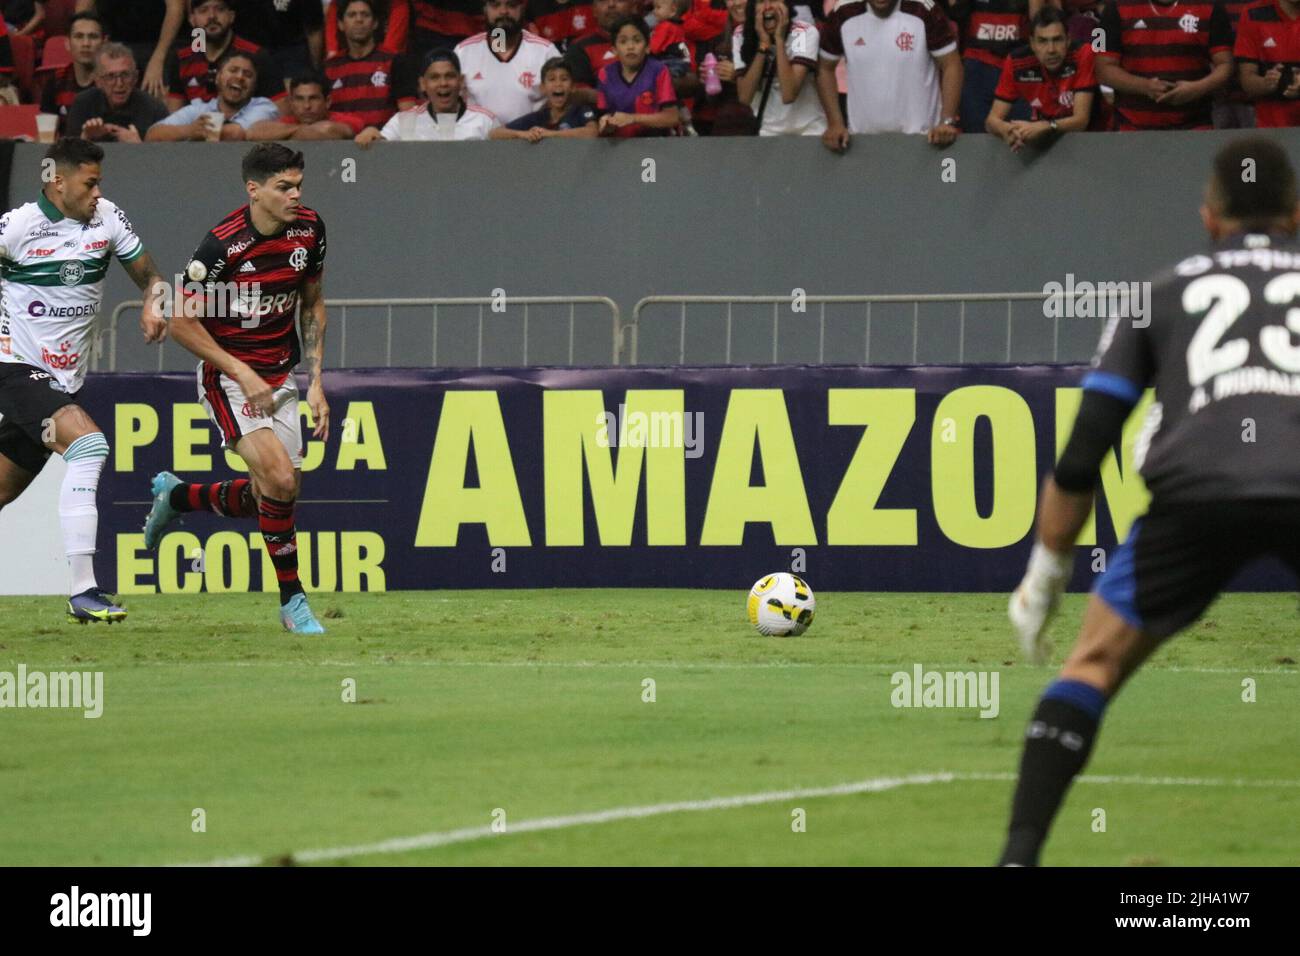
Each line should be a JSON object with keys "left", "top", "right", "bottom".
{"left": 143, "top": 471, "right": 183, "bottom": 550}
{"left": 67, "top": 588, "right": 127, "bottom": 624}
{"left": 280, "top": 593, "right": 325, "bottom": 635}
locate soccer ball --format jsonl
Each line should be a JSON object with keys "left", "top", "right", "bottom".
{"left": 746, "top": 572, "right": 816, "bottom": 637}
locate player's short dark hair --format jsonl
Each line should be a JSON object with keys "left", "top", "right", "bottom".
{"left": 45, "top": 137, "right": 104, "bottom": 172}
{"left": 420, "top": 47, "right": 461, "bottom": 75}
{"left": 1209, "top": 136, "right": 1298, "bottom": 228}
{"left": 242, "top": 143, "right": 305, "bottom": 185}
{"left": 608, "top": 15, "right": 650, "bottom": 44}
{"left": 1029, "top": 6, "right": 1068, "bottom": 36}
{"left": 338, "top": 0, "right": 378, "bottom": 20}
{"left": 289, "top": 72, "right": 328, "bottom": 95}
{"left": 540, "top": 57, "right": 571, "bottom": 82}
{"left": 215, "top": 49, "right": 258, "bottom": 77}
{"left": 69, "top": 11, "right": 105, "bottom": 34}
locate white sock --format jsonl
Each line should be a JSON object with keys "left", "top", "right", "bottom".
{"left": 60, "top": 432, "right": 109, "bottom": 595}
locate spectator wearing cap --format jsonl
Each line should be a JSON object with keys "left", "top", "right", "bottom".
{"left": 67, "top": 43, "right": 170, "bottom": 141}
{"left": 148, "top": 49, "right": 280, "bottom": 139}
{"left": 247, "top": 73, "right": 362, "bottom": 139}
{"left": 166, "top": 0, "right": 284, "bottom": 111}
{"left": 455, "top": 0, "right": 560, "bottom": 125}
{"left": 596, "top": 16, "right": 679, "bottom": 135}
{"left": 1093, "top": 0, "right": 1232, "bottom": 130}
{"left": 733, "top": 0, "right": 826, "bottom": 136}
{"left": 489, "top": 56, "right": 598, "bottom": 138}
{"left": 40, "top": 11, "right": 105, "bottom": 134}
{"left": 226, "top": 0, "right": 325, "bottom": 78}
{"left": 356, "top": 47, "right": 499, "bottom": 141}
{"left": 817, "top": 0, "right": 963, "bottom": 149}
{"left": 986, "top": 6, "right": 1099, "bottom": 148}
{"left": 74, "top": 0, "right": 185, "bottom": 100}
{"left": 325, "top": 0, "right": 418, "bottom": 133}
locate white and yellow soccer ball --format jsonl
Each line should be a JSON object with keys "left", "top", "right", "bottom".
{"left": 746, "top": 572, "right": 816, "bottom": 637}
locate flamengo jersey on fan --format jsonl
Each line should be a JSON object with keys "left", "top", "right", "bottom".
{"left": 0, "top": 194, "right": 144, "bottom": 393}
{"left": 964, "top": 0, "right": 1030, "bottom": 69}
{"left": 994, "top": 42, "right": 1100, "bottom": 122}
{"left": 1096, "top": 0, "right": 1232, "bottom": 130}
{"left": 455, "top": 30, "right": 561, "bottom": 124}
{"left": 1234, "top": 0, "right": 1300, "bottom": 128}
{"left": 819, "top": 0, "right": 959, "bottom": 134}
{"left": 184, "top": 206, "right": 326, "bottom": 385}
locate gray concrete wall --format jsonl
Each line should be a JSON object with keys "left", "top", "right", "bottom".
{"left": 11, "top": 129, "right": 1295, "bottom": 370}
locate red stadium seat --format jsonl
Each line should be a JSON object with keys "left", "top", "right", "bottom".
{"left": 9, "top": 32, "right": 38, "bottom": 103}
{"left": 43, "top": 0, "right": 78, "bottom": 40}
{"left": 0, "top": 104, "right": 40, "bottom": 140}
{"left": 40, "top": 36, "right": 72, "bottom": 73}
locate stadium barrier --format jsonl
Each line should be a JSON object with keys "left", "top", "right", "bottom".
{"left": 95, "top": 296, "right": 623, "bottom": 372}
{"left": 49, "top": 363, "right": 1291, "bottom": 597}
{"left": 623, "top": 293, "right": 1098, "bottom": 365}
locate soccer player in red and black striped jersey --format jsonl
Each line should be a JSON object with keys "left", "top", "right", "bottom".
{"left": 1094, "top": 0, "right": 1233, "bottom": 130}
{"left": 325, "top": 0, "right": 418, "bottom": 134}
{"left": 143, "top": 144, "right": 331, "bottom": 635}
{"left": 986, "top": 7, "right": 1100, "bottom": 148}
{"left": 1235, "top": 0, "right": 1300, "bottom": 127}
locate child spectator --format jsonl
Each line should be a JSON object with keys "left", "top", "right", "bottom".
{"left": 596, "top": 15, "right": 680, "bottom": 135}
{"left": 490, "top": 56, "right": 598, "bottom": 138}
{"left": 650, "top": 0, "right": 693, "bottom": 77}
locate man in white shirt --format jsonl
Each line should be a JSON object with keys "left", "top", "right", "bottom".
{"left": 455, "top": 0, "right": 561, "bottom": 125}
{"left": 816, "top": 0, "right": 963, "bottom": 149}
{"left": 356, "top": 49, "right": 500, "bottom": 143}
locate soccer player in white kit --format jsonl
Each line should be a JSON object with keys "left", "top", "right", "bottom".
{"left": 0, "top": 137, "right": 167, "bottom": 622}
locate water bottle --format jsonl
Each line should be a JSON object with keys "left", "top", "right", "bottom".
{"left": 702, "top": 53, "right": 722, "bottom": 96}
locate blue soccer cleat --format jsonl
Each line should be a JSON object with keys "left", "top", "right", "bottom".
{"left": 67, "top": 588, "right": 127, "bottom": 624}
{"left": 280, "top": 593, "right": 325, "bottom": 634}
{"left": 143, "top": 471, "right": 183, "bottom": 550}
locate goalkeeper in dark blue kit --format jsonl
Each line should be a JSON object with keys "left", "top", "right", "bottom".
{"left": 1000, "top": 136, "right": 1300, "bottom": 866}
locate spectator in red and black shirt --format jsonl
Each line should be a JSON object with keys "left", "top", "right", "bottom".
{"left": 529, "top": 0, "right": 599, "bottom": 48}
{"left": 247, "top": 72, "right": 362, "bottom": 138}
{"left": 1213, "top": 0, "right": 1258, "bottom": 127}
{"left": 166, "top": 0, "right": 284, "bottom": 111}
{"left": 564, "top": 0, "right": 637, "bottom": 105}
{"left": 325, "top": 0, "right": 417, "bottom": 131}
{"left": 1236, "top": 0, "right": 1300, "bottom": 127}
{"left": 1094, "top": 0, "right": 1233, "bottom": 130}
{"left": 961, "top": 0, "right": 1032, "bottom": 132}
{"left": 40, "top": 11, "right": 105, "bottom": 133}
{"left": 325, "top": 0, "right": 410, "bottom": 56}
{"left": 987, "top": 6, "right": 1099, "bottom": 147}
{"left": 410, "top": 0, "right": 486, "bottom": 57}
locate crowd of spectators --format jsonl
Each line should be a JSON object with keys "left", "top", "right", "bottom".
{"left": 0, "top": 0, "right": 1296, "bottom": 149}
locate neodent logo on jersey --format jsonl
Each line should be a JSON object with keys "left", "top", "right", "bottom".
{"left": 28, "top": 301, "right": 96, "bottom": 319}
{"left": 1041, "top": 274, "right": 1151, "bottom": 328}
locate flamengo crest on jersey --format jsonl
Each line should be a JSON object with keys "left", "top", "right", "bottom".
{"left": 0, "top": 193, "right": 143, "bottom": 393}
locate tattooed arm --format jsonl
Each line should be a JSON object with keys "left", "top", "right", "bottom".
{"left": 299, "top": 272, "right": 329, "bottom": 441}
{"left": 121, "top": 250, "right": 169, "bottom": 343}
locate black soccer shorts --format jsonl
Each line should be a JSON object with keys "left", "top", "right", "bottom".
{"left": 1095, "top": 499, "right": 1300, "bottom": 639}
{"left": 0, "top": 362, "right": 80, "bottom": 475}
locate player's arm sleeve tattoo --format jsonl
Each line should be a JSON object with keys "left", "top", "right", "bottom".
{"left": 121, "top": 251, "right": 168, "bottom": 314}
{"left": 298, "top": 218, "right": 327, "bottom": 387}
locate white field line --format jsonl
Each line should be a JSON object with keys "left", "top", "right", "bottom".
{"left": 113, "top": 660, "right": 1299, "bottom": 674}
{"left": 175, "top": 771, "right": 1300, "bottom": 868}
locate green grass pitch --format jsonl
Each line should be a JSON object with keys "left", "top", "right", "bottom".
{"left": 0, "top": 591, "right": 1295, "bottom": 866}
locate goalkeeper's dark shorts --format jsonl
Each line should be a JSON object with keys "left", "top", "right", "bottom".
{"left": 1094, "top": 499, "right": 1300, "bottom": 639}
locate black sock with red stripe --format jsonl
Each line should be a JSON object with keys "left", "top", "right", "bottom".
{"left": 258, "top": 495, "right": 305, "bottom": 606}
{"left": 169, "top": 478, "right": 257, "bottom": 518}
